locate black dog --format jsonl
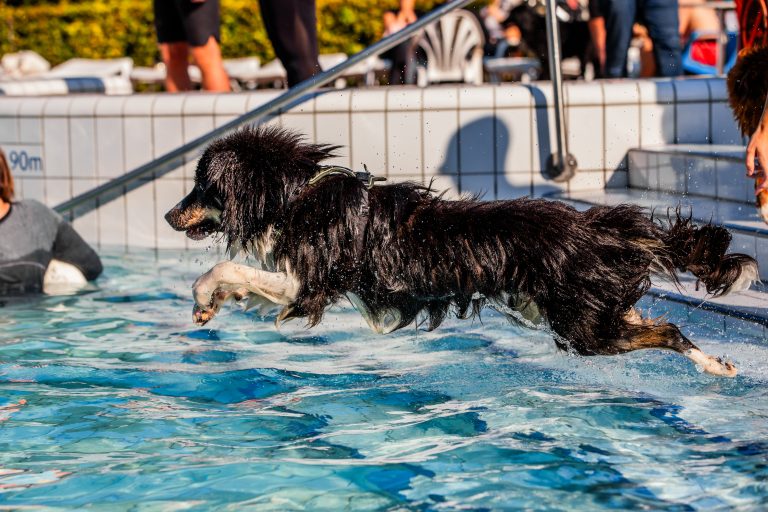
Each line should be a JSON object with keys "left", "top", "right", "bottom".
{"left": 166, "top": 126, "right": 758, "bottom": 377}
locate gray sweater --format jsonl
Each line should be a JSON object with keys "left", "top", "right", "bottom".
{"left": 0, "top": 200, "right": 102, "bottom": 295}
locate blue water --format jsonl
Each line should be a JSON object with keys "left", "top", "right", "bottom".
{"left": 1, "top": 250, "right": 767, "bottom": 510}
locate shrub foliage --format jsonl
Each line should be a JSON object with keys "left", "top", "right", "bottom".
{"left": 0, "top": 0, "right": 447, "bottom": 67}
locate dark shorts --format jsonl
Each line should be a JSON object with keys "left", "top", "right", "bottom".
{"left": 153, "top": 0, "right": 221, "bottom": 47}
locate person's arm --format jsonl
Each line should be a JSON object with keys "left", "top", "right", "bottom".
{"left": 398, "top": 0, "right": 417, "bottom": 25}
{"left": 51, "top": 221, "right": 103, "bottom": 281}
{"left": 746, "top": 93, "right": 768, "bottom": 192}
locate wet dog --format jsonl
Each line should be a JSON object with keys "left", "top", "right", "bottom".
{"left": 166, "top": 126, "right": 759, "bottom": 377}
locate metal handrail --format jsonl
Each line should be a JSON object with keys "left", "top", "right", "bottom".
{"left": 55, "top": 0, "right": 474, "bottom": 219}
{"left": 544, "top": 0, "right": 576, "bottom": 181}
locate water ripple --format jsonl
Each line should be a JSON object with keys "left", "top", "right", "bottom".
{"left": 0, "top": 250, "right": 766, "bottom": 510}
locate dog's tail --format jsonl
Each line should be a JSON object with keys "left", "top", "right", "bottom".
{"left": 657, "top": 212, "right": 759, "bottom": 296}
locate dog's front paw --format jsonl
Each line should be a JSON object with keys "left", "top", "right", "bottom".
{"left": 193, "top": 304, "right": 217, "bottom": 326}
{"left": 192, "top": 262, "right": 238, "bottom": 325}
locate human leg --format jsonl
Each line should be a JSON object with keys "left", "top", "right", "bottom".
{"left": 190, "top": 36, "right": 231, "bottom": 92}
{"left": 598, "top": 0, "right": 637, "bottom": 77}
{"left": 181, "top": 0, "right": 230, "bottom": 91}
{"left": 159, "top": 42, "right": 193, "bottom": 92}
{"left": 153, "top": 0, "right": 193, "bottom": 92}
{"left": 259, "top": 0, "right": 321, "bottom": 86}
{"left": 639, "top": 0, "right": 681, "bottom": 77}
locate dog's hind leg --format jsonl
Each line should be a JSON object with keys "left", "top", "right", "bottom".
{"left": 597, "top": 309, "right": 737, "bottom": 377}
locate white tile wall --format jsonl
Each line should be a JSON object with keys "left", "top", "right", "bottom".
{"left": 18, "top": 97, "right": 46, "bottom": 144}
{"left": 125, "top": 181, "right": 156, "bottom": 248}
{"left": 568, "top": 105, "right": 604, "bottom": 170}
{"left": 423, "top": 110, "right": 458, "bottom": 178}
{"left": 42, "top": 117, "right": 71, "bottom": 179}
{"left": 350, "top": 111, "right": 387, "bottom": 172}
{"left": 605, "top": 106, "right": 640, "bottom": 171}
{"left": 95, "top": 117, "right": 126, "bottom": 179}
{"left": 716, "top": 159, "right": 751, "bottom": 202}
{"left": 458, "top": 110, "right": 495, "bottom": 175}
{"left": 495, "top": 107, "right": 532, "bottom": 175}
{"left": 685, "top": 156, "right": 716, "bottom": 197}
{"left": 22, "top": 177, "right": 45, "bottom": 203}
{"left": 98, "top": 186, "right": 127, "bottom": 249}
{"left": 756, "top": 236, "right": 768, "bottom": 274}
{"left": 0, "top": 100, "right": 21, "bottom": 144}
{"left": 71, "top": 179, "right": 99, "bottom": 243}
{"left": 460, "top": 173, "right": 495, "bottom": 198}
{"left": 70, "top": 115, "right": 97, "bottom": 180}
{"left": 4, "top": 78, "right": 755, "bottom": 249}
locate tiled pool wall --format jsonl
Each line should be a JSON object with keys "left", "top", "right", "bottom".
{"left": 0, "top": 77, "right": 743, "bottom": 250}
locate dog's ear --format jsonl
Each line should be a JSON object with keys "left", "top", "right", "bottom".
{"left": 205, "top": 149, "right": 240, "bottom": 188}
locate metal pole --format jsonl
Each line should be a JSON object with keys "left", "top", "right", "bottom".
{"left": 544, "top": 0, "right": 577, "bottom": 182}
{"left": 716, "top": 8, "right": 726, "bottom": 75}
{"left": 55, "top": 0, "right": 474, "bottom": 219}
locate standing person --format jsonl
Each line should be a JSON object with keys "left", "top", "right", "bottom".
{"left": 153, "top": 0, "right": 231, "bottom": 92}
{"left": 381, "top": 0, "right": 419, "bottom": 85}
{"left": 726, "top": 0, "right": 768, "bottom": 223}
{"left": 0, "top": 149, "right": 102, "bottom": 296}
{"left": 259, "top": 0, "right": 321, "bottom": 87}
{"left": 598, "top": 0, "right": 681, "bottom": 77}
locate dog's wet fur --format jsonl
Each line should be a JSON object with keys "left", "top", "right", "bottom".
{"left": 166, "top": 126, "right": 759, "bottom": 376}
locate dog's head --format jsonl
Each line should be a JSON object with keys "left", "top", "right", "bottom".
{"left": 165, "top": 126, "right": 338, "bottom": 248}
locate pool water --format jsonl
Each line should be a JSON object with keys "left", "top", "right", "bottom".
{"left": 1, "top": 250, "right": 767, "bottom": 510}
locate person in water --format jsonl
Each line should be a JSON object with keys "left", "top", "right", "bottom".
{"left": 0, "top": 149, "right": 102, "bottom": 296}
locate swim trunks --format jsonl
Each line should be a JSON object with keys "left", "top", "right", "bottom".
{"left": 153, "top": 0, "right": 221, "bottom": 47}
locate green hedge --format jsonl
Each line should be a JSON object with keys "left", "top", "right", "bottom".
{"left": 0, "top": 0, "right": 453, "bottom": 67}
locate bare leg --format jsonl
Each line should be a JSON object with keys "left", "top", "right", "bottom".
{"left": 190, "top": 36, "right": 230, "bottom": 92}
{"left": 160, "top": 42, "right": 192, "bottom": 92}
{"left": 192, "top": 261, "right": 298, "bottom": 325}
{"left": 605, "top": 308, "right": 737, "bottom": 377}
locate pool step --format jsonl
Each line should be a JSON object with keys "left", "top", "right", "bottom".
{"left": 626, "top": 144, "right": 756, "bottom": 204}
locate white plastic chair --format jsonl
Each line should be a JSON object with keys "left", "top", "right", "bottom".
{"left": 46, "top": 57, "right": 134, "bottom": 78}
{"left": 414, "top": 10, "right": 485, "bottom": 87}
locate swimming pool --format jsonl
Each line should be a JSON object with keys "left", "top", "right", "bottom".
{"left": 1, "top": 250, "right": 767, "bottom": 510}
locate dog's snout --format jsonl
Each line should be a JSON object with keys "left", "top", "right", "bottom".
{"left": 165, "top": 202, "right": 186, "bottom": 231}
